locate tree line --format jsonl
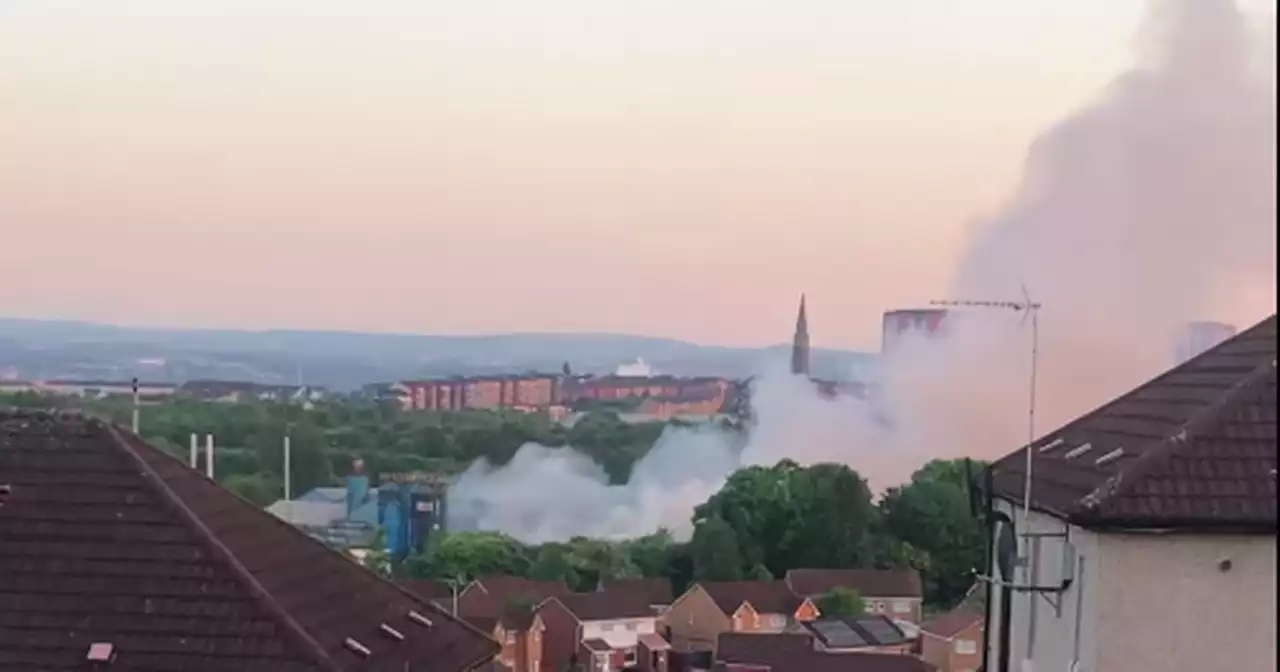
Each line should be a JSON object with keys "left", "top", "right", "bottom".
{"left": 398, "top": 458, "right": 986, "bottom": 609}
{"left": 0, "top": 392, "right": 669, "bottom": 505}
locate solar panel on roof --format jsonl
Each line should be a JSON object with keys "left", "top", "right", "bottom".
{"left": 810, "top": 620, "right": 867, "bottom": 648}
{"left": 857, "top": 617, "right": 904, "bottom": 645}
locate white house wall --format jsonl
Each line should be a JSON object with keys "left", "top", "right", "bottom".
{"left": 988, "top": 500, "right": 1101, "bottom": 672}
{"left": 990, "top": 498, "right": 1277, "bottom": 672}
{"left": 1095, "top": 532, "right": 1276, "bottom": 672}
{"left": 581, "top": 617, "right": 657, "bottom": 650}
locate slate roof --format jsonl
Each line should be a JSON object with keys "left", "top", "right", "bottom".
{"left": 701, "top": 581, "right": 806, "bottom": 617}
{"left": 989, "top": 313, "right": 1278, "bottom": 529}
{"left": 716, "top": 633, "right": 933, "bottom": 672}
{"left": 554, "top": 589, "right": 658, "bottom": 621}
{"left": 784, "top": 568, "right": 923, "bottom": 598}
{"left": 0, "top": 411, "right": 497, "bottom": 672}
{"left": 598, "top": 577, "right": 674, "bottom": 605}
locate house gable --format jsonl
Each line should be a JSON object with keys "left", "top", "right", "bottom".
{"left": 661, "top": 584, "right": 730, "bottom": 653}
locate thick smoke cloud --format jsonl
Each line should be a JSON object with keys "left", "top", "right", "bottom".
{"left": 447, "top": 0, "right": 1276, "bottom": 544}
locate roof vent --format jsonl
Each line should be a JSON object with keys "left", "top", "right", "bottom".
{"left": 408, "top": 610, "right": 434, "bottom": 628}
{"left": 86, "top": 642, "right": 116, "bottom": 663}
{"left": 343, "top": 637, "right": 372, "bottom": 657}
{"left": 1063, "top": 443, "right": 1093, "bottom": 459}
{"left": 1095, "top": 448, "right": 1124, "bottom": 466}
{"left": 1037, "top": 438, "right": 1066, "bottom": 453}
{"left": 379, "top": 623, "right": 406, "bottom": 641}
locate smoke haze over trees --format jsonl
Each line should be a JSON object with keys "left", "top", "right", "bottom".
{"left": 444, "top": 0, "right": 1276, "bottom": 545}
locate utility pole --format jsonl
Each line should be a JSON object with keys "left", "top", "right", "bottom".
{"left": 930, "top": 288, "right": 1042, "bottom": 563}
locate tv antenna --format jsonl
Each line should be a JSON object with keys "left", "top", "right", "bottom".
{"left": 931, "top": 286, "right": 1042, "bottom": 572}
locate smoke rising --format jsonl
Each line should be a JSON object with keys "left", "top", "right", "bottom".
{"left": 447, "top": 0, "right": 1276, "bottom": 543}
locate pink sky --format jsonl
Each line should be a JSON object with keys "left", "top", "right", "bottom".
{"left": 1, "top": 1, "right": 1270, "bottom": 349}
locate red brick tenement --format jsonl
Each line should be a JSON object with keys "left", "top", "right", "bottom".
{"left": 393, "top": 375, "right": 561, "bottom": 411}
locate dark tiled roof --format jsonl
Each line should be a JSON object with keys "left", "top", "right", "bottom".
{"left": 0, "top": 411, "right": 497, "bottom": 672}
{"left": 401, "top": 578, "right": 456, "bottom": 600}
{"left": 472, "top": 575, "right": 570, "bottom": 603}
{"left": 599, "top": 577, "right": 674, "bottom": 605}
{"left": 554, "top": 589, "right": 657, "bottom": 621}
{"left": 989, "top": 314, "right": 1278, "bottom": 529}
{"left": 919, "top": 608, "right": 983, "bottom": 640}
{"left": 716, "top": 633, "right": 932, "bottom": 672}
{"left": 701, "top": 581, "right": 805, "bottom": 616}
{"left": 784, "top": 568, "right": 923, "bottom": 598}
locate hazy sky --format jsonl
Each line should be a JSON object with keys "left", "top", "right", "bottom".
{"left": 1, "top": 1, "right": 1272, "bottom": 348}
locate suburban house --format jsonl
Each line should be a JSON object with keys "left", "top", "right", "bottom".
{"left": 538, "top": 589, "right": 668, "bottom": 672}
{"left": 715, "top": 632, "right": 935, "bottom": 672}
{"left": 983, "top": 314, "right": 1277, "bottom": 672}
{"left": 799, "top": 614, "right": 915, "bottom": 654}
{"left": 784, "top": 568, "right": 925, "bottom": 623}
{"left": 917, "top": 608, "right": 983, "bottom": 672}
{"left": 473, "top": 608, "right": 547, "bottom": 672}
{"left": 0, "top": 411, "right": 497, "bottom": 671}
{"left": 661, "top": 580, "right": 818, "bottom": 653}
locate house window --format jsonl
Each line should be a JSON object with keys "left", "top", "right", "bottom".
{"left": 625, "top": 622, "right": 638, "bottom": 631}
{"left": 892, "top": 600, "right": 912, "bottom": 614}
{"left": 601, "top": 624, "right": 615, "bottom": 632}
{"left": 955, "top": 639, "right": 978, "bottom": 655}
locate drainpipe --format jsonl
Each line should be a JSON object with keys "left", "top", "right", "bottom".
{"left": 980, "top": 466, "right": 995, "bottom": 672}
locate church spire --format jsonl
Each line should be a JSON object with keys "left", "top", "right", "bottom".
{"left": 791, "top": 294, "right": 810, "bottom": 376}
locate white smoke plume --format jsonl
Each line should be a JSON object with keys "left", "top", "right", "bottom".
{"left": 447, "top": 0, "right": 1276, "bottom": 544}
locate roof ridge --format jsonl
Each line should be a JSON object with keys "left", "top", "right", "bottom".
{"left": 1079, "top": 356, "right": 1278, "bottom": 512}
{"left": 102, "top": 422, "right": 342, "bottom": 672}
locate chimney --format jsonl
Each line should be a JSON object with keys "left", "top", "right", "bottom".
{"left": 205, "top": 434, "right": 215, "bottom": 480}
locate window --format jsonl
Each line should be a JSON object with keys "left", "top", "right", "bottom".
{"left": 869, "top": 602, "right": 885, "bottom": 613}
{"left": 955, "top": 639, "right": 978, "bottom": 655}
{"left": 601, "top": 624, "right": 615, "bottom": 632}
{"left": 892, "top": 600, "right": 912, "bottom": 614}
{"left": 625, "top": 622, "right": 638, "bottom": 631}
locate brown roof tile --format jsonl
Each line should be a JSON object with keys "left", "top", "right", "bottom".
{"left": 989, "top": 314, "right": 1278, "bottom": 529}
{"left": 598, "top": 577, "right": 674, "bottom": 605}
{"left": 553, "top": 589, "right": 657, "bottom": 621}
{"left": 701, "top": 581, "right": 805, "bottom": 617}
{"left": 919, "top": 608, "right": 983, "bottom": 640}
{"left": 716, "top": 633, "right": 933, "bottom": 672}
{"left": 784, "top": 568, "right": 923, "bottom": 599}
{"left": 0, "top": 411, "right": 498, "bottom": 671}
{"left": 472, "top": 575, "right": 570, "bottom": 603}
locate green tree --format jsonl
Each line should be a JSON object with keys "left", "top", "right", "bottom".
{"left": 221, "top": 472, "right": 280, "bottom": 506}
{"left": 877, "top": 459, "right": 986, "bottom": 606}
{"left": 694, "top": 461, "right": 877, "bottom": 576}
{"left": 815, "top": 587, "right": 866, "bottom": 617}
{"left": 406, "top": 531, "right": 528, "bottom": 583}
{"left": 690, "top": 515, "right": 743, "bottom": 581}
{"left": 360, "top": 528, "right": 391, "bottom": 578}
{"left": 529, "top": 542, "right": 581, "bottom": 588}
{"left": 622, "top": 529, "right": 675, "bottom": 577}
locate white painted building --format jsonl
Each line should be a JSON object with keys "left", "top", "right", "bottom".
{"left": 982, "top": 314, "right": 1277, "bottom": 672}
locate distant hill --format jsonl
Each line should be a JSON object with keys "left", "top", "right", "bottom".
{"left": 0, "top": 318, "right": 877, "bottom": 390}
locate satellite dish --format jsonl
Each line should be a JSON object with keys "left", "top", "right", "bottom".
{"left": 995, "top": 519, "right": 1018, "bottom": 581}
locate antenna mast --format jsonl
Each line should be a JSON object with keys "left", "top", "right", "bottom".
{"left": 931, "top": 289, "right": 1042, "bottom": 570}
